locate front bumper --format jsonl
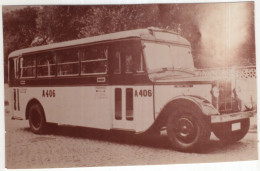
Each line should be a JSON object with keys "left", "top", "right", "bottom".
{"left": 211, "top": 110, "right": 256, "bottom": 123}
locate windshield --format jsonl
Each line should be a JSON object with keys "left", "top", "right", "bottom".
{"left": 143, "top": 42, "right": 194, "bottom": 72}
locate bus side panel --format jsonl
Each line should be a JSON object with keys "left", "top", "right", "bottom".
{"left": 13, "top": 85, "right": 154, "bottom": 132}
{"left": 154, "top": 84, "right": 212, "bottom": 118}
{"left": 133, "top": 86, "right": 154, "bottom": 132}
{"left": 9, "top": 87, "right": 41, "bottom": 120}
{"left": 45, "top": 86, "right": 112, "bottom": 130}
{"left": 9, "top": 87, "right": 22, "bottom": 119}
{"left": 16, "top": 86, "right": 112, "bottom": 130}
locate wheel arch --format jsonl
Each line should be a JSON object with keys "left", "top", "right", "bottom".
{"left": 143, "top": 96, "right": 213, "bottom": 135}
{"left": 25, "top": 98, "right": 45, "bottom": 120}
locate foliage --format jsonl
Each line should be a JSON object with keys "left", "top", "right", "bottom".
{"left": 34, "top": 6, "right": 91, "bottom": 44}
{"left": 78, "top": 5, "right": 161, "bottom": 37}
{"left": 2, "top": 4, "right": 256, "bottom": 82}
{"left": 3, "top": 7, "right": 38, "bottom": 82}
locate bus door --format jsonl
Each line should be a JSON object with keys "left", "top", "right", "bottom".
{"left": 113, "top": 85, "right": 154, "bottom": 132}
{"left": 110, "top": 41, "right": 151, "bottom": 131}
{"left": 109, "top": 42, "right": 141, "bottom": 130}
{"left": 113, "top": 87, "right": 135, "bottom": 130}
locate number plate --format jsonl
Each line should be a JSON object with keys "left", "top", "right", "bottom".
{"left": 232, "top": 122, "right": 241, "bottom": 131}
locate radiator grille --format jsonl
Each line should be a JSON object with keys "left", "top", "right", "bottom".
{"left": 218, "top": 80, "right": 239, "bottom": 114}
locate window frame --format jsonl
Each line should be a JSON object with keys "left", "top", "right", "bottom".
{"left": 36, "top": 52, "right": 57, "bottom": 78}
{"left": 19, "top": 55, "right": 36, "bottom": 79}
{"left": 113, "top": 51, "right": 122, "bottom": 74}
{"left": 110, "top": 40, "right": 145, "bottom": 75}
{"left": 56, "top": 48, "right": 80, "bottom": 77}
{"left": 15, "top": 39, "right": 147, "bottom": 80}
{"left": 80, "top": 45, "right": 108, "bottom": 76}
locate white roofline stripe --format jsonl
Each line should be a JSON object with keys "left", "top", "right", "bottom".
{"left": 8, "top": 28, "right": 190, "bottom": 58}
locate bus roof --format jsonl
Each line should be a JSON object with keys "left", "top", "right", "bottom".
{"left": 8, "top": 28, "right": 190, "bottom": 58}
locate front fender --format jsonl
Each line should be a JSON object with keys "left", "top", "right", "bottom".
{"left": 141, "top": 95, "right": 219, "bottom": 135}
{"left": 187, "top": 95, "right": 220, "bottom": 116}
{"left": 160, "top": 95, "right": 219, "bottom": 117}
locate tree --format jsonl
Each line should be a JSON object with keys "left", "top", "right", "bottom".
{"left": 34, "top": 6, "right": 91, "bottom": 44}
{"left": 75, "top": 5, "right": 162, "bottom": 38}
{"left": 3, "top": 3, "right": 255, "bottom": 83}
{"left": 3, "top": 6, "right": 38, "bottom": 82}
{"left": 34, "top": 5, "right": 164, "bottom": 40}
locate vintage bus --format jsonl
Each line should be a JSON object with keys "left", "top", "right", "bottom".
{"left": 8, "top": 28, "right": 255, "bottom": 151}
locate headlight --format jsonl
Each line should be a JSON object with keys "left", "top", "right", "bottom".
{"left": 211, "top": 86, "right": 219, "bottom": 98}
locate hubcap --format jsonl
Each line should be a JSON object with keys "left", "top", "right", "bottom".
{"left": 174, "top": 118, "right": 197, "bottom": 143}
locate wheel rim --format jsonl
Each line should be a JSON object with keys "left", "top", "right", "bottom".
{"left": 31, "top": 109, "right": 42, "bottom": 129}
{"left": 174, "top": 117, "right": 197, "bottom": 144}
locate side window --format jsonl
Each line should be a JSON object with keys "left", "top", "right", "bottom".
{"left": 9, "top": 59, "right": 15, "bottom": 81}
{"left": 37, "top": 52, "right": 56, "bottom": 77}
{"left": 20, "top": 55, "right": 36, "bottom": 78}
{"left": 81, "top": 46, "right": 108, "bottom": 75}
{"left": 113, "top": 51, "right": 121, "bottom": 74}
{"left": 114, "top": 42, "right": 145, "bottom": 74}
{"left": 110, "top": 47, "right": 121, "bottom": 74}
{"left": 9, "top": 58, "right": 19, "bottom": 80}
{"left": 125, "top": 52, "right": 134, "bottom": 73}
{"left": 57, "top": 49, "right": 79, "bottom": 76}
{"left": 15, "top": 58, "right": 20, "bottom": 79}
{"left": 124, "top": 51, "right": 145, "bottom": 73}
{"left": 136, "top": 52, "right": 145, "bottom": 73}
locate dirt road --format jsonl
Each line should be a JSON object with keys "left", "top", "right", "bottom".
{"left": 5, "top": 111, "right": 258, "bottom": 169}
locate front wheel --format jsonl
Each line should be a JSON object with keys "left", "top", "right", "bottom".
{"left": 28, "top": 103, "right": 47, "bottom": 134}
{"left": 212, "top": 118, "right": 250, "bottom": 143}
{"left": 166, "top": 113, "right": 211, "bottom": 152}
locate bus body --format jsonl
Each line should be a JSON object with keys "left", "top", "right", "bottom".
{"left": 8, "top": 28, "right": 255, "bottom": 151}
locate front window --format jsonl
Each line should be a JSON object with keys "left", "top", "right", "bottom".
{"left": 143, "top": 42, "right": 194, "bottom": 72}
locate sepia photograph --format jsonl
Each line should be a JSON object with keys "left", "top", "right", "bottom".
{"left": 1, "top": 0, "right": 258, "bottom": 169}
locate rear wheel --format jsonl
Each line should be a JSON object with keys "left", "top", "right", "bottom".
{"left": 212, "top": 118, "right": 250, "bottom": 143}
{"left": 28, "top": 103, "right": 47, "bottom": 134}
{"left": 166, "top": 113, "right": 211, "bottom": 152}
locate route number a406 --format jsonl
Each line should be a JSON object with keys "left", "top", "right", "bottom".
{"left": 135, "top": 89, "right": 152, "bottom": 97}
{"left": 42, "top": 90, "right": 55, "bottom": 97}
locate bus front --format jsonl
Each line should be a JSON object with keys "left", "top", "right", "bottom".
{"left": 141, "top": 29, "right": 255, "bottom": 151}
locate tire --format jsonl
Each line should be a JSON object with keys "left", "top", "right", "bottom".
{"left": 166, "top": 112, "right": 211, "bottom": 152}
{"left": 28, "top": 103, "right": 47, "bottom": 134}
{"left": 212, "top": 118, "right": 250, "bottom": 143}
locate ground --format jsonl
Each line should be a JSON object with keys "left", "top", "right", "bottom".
{"left": 5, "top": 111, "right": 258, "bottom": 169}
